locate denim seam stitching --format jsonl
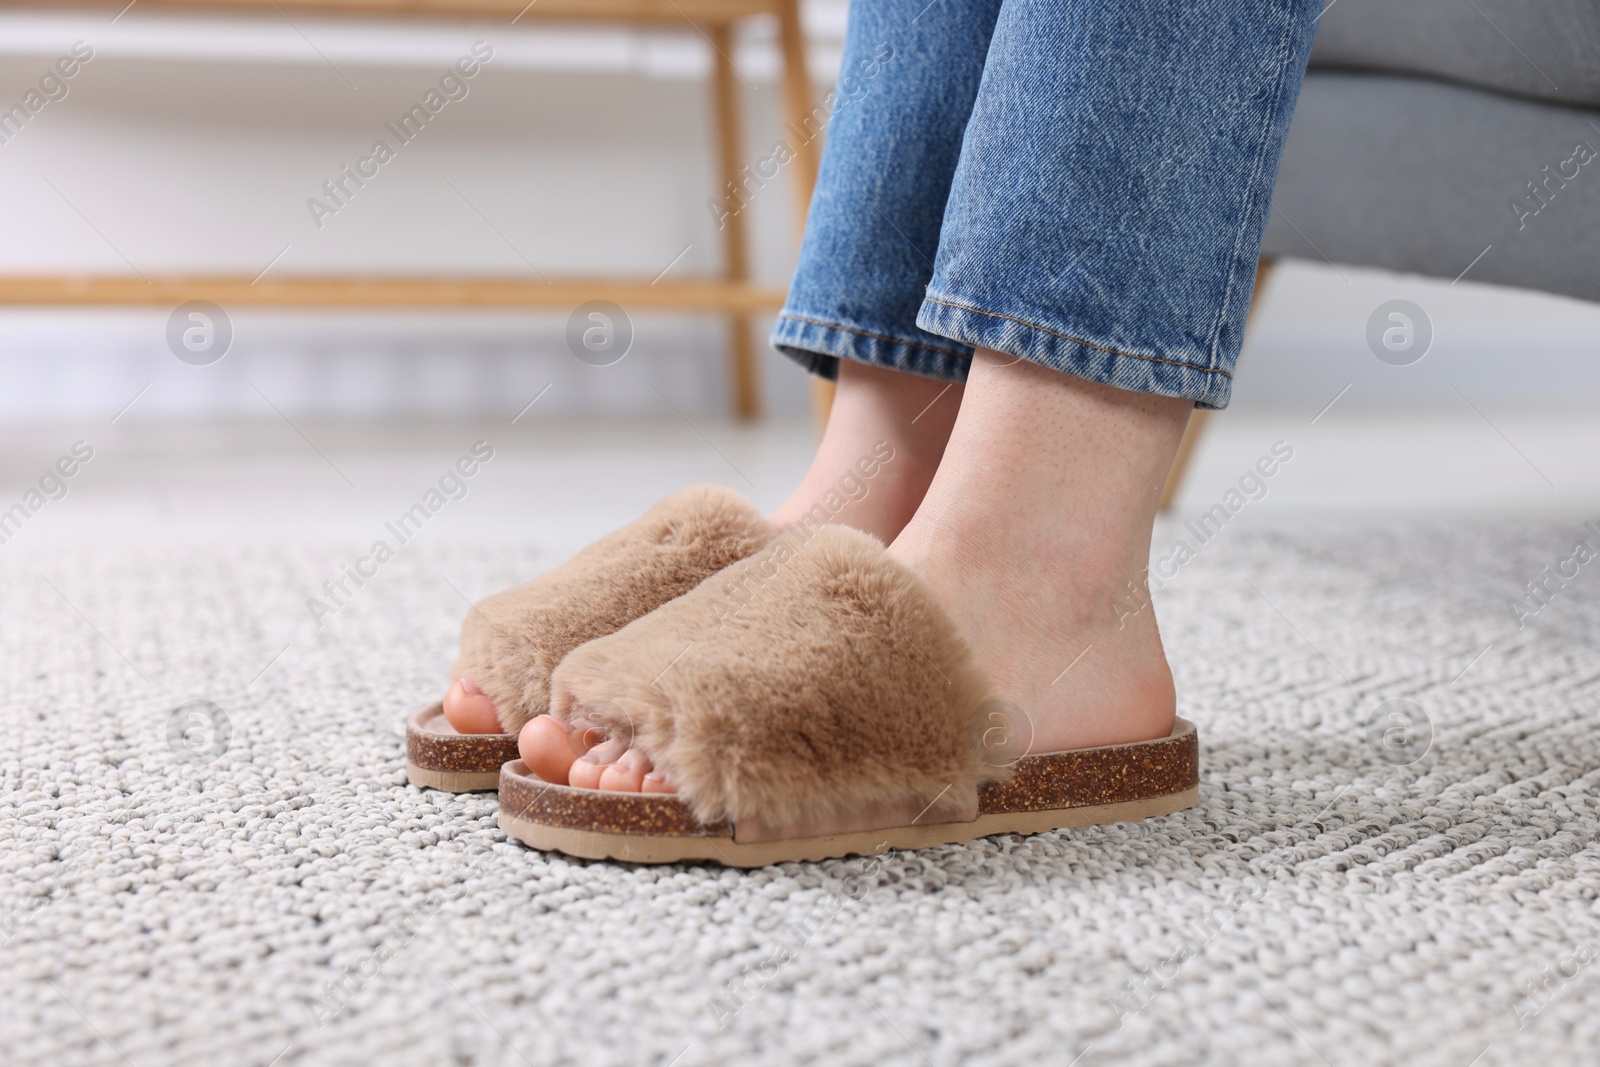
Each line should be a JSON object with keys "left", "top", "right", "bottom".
{"left": 920, "top": 295, "right": 1235, "bottom": 380}
{"left": 776, "top": 312, "right": 974, "bottom": 360}
{"left": 1208, "top": 3, "right": 1301, "bottom": 367}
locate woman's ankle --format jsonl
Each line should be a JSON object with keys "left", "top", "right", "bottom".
{"left": 769, "top": 360, "right": 962, "bottom": 543}
{"left": 884, "top": 353, "right": 1190, "bottom": 749}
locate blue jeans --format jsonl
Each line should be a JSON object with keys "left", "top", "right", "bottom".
{"left": 770, "top": 0, "right": 1320, "bottom": 409}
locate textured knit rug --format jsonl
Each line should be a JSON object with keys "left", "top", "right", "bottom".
{"left": 2, "top": 518, "right": 1598, "bottom": 1067}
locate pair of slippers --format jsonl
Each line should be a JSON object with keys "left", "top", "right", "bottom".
{"left": 406, "top": 487, "right": 1199, "bottom": 867}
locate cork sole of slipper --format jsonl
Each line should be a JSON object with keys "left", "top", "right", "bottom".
{"left": 497, "top": 719, "right": 1200, "bottom": 867}
{"left": 405, "top": 704, "right": 520, "bottom": 793}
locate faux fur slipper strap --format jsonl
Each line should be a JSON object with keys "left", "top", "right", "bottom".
{"left": 548, "top": 524, "right": 999, "bottom": 832}
{"left": 452, "top": 485, "right": 775, "bottom": 733}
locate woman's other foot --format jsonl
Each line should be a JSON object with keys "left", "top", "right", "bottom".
{"left": 765, "top": 359, "right": 961, "bottom": 543}
{"left": 443, "top": 360, "right": 964, "bottom": 736}
{"left": 440, "top": 486, "right": 775, "bottom": 734}
{"left": 442, "top": 676, "right": 501, "bottom": 733}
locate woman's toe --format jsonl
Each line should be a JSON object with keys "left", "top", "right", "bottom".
{"left": 443, "top": 677, "right": 503, "bottom": 734}
{"left": 596, "top": 748, "right": 651, "bottom": 792}
{"left": 521, "top": 714, "right": 658, "bottom": 793}
{"left": 519, "top": 714, "right": 585, "bottom": 786}
{"left": 567, "top": 754, "right": 605, "bottom": 790}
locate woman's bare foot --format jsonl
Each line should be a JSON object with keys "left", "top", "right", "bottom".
{"left": 520, "top": 351, "right": 1192, "bottom": 796}
{"left": 443, "top": 359, "right": 963, "bottom": 735}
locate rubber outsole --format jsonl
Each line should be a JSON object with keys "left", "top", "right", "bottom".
{"left": 406, "top": 762, "right": 504, "bottom": 792}
{"left": 498, "top": 785, "right": 1200, "bottom": 867}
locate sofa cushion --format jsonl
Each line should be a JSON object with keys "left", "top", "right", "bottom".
{"left": 1312, "top": 0, "right": 1600, "bottom": 108}
{"left": 1264, "top": 72, "right": 1600, "bottom": 304}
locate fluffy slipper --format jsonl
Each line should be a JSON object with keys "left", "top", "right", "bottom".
{"left": 405, "top": 485, "right": 776, "bottom": 792}
{"left": 497, "top": 525, "right": 1199, "bottom": 865}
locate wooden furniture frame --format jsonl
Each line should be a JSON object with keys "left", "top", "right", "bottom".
{"left": 1, "top": 0, "right": 822, "bottom": 419}
{"left": 1156, "top": 257, "right": 1275, "bottom": 510}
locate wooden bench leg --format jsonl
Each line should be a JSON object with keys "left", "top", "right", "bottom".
{"left": 808, "top": 377, "right": 836, "bottom": 435}
{"left": 770, "top": 0, "right": 834, "bottom": 435}
{"left": 709, "top": 23, "right": 760, "bottom": 420}
{"left": 1158, "top": 409, "right": 1211, "bottom": 512}
{"left": 1157, "top": 256, "right": 1276, "bottom": 510}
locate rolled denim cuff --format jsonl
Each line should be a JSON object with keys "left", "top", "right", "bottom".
{"left": 770, "top": 311, "right": 973, "bottom": 384}
{"left": 916, "top": 293, "right": 1231, "bottom": 409}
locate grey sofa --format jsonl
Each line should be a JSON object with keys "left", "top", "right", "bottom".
{"left": 1262, "top": 0, "right": 1600, "bottom": 302}
{"left": 1157, "top": 1, "right": 1597, "bottom": 508}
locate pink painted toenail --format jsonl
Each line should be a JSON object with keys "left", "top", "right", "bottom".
{"left": 459, "top": 677, "right": 483, "bottom": 695}
{"left": 641, "top": 771, "right": 675, "bottom": 794}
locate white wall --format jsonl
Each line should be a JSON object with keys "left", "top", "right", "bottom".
{"left": 1234, "top": 262, "right": 1600, "bottom": 411}
{"left": 0, "top": 5, "right": 849, "bottom": 420}
{"left": 0, "top": 2, "right": 1596, "bottom": 422}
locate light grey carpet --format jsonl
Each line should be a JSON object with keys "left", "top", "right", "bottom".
{"left": 3, "top": 518, "right": 1598, "bottom": 1067}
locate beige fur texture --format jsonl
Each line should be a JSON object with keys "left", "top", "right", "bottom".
{"left": 451, "top": 485, "right": 774, "bottom": 732}
{"left": 548, "top": 524, "right": 1001, "bottom": 828}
